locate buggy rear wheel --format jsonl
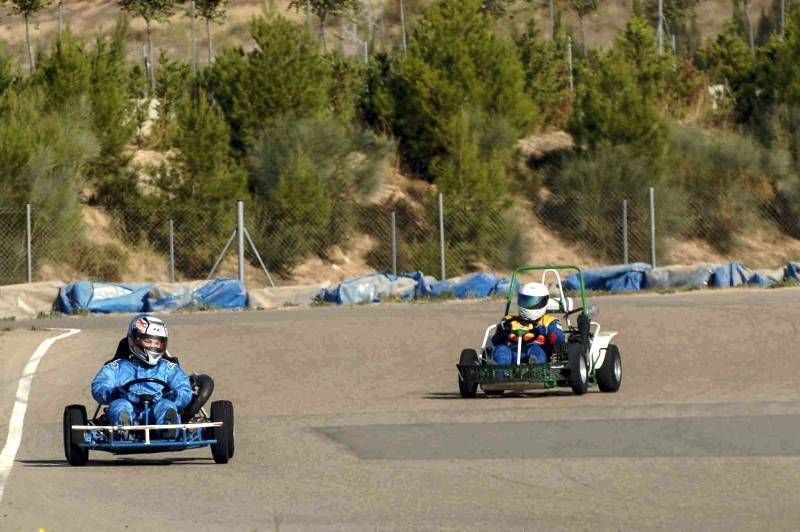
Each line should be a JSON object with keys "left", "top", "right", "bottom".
{"left": 567, "top": 343, "right": 589, "bottom": 395}
{"left": 210, "top": 400, "right": 234, "bottom": 464}
{"left": 597, "top": 344, "right": 622, "bottom": 392}
{"left": 63, "top": 404, "right": 88, "bottom": 466}
{"left": 458, "top": 349, "right": 479, "bottom": 398}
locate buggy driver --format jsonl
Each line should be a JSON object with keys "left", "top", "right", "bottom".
{"left": 491, "top": 282, "right": 565, "bottom": 365}
{"left": 91, "top": 315, "right": 192, "bottom": 431}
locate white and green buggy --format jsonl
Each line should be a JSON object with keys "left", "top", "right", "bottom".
{"left": 456, "top": 265, "right": 622, "bottom": 397}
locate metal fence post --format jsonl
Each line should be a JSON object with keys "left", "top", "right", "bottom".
{"left": 168, "top": 219, "right": 175, "bottom": 283}
{"left": 568, "top": 37, "right": 574, "bottom": 93}
{"left": 649, "top": 187, "right": 656, "bottom": 268}
{"left": 438, "top": 193, "right": 446, "bottom": 281}
{"left": 26, "top": 203, "right": 31, "bottom": 283}
{"left": 622, "top": 200, "right": 629, "bottom": 265}
{"left": 191, "top": 1, "right": 197, "bottom": 74}
{"left": 391, "top": 210, "right": 397, "bottom": 276}
{"left": 237, "top": 200, "right": 245, "bottom": 286}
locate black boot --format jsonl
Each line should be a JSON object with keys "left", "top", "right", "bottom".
{"left": 163, "top": 408, "right": 178, "bottom": 439}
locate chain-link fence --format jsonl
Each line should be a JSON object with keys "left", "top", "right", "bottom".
{"left": 1, "top": 187, "right": 799, "bottom": 287}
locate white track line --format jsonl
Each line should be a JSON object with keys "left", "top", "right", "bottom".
{"left": 0, "top": 328, "right": 80, "bottom": 503}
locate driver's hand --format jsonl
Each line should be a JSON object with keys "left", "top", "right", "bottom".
{"left": 109, "top": 387, "right": 127, "bottom": 401}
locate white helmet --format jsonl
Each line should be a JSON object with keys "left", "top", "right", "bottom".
{"left": 518, "top": 282, "right": 550, "bottom": 322}
{"left": 127, "top": 314, "right": 168, "bottom": 366}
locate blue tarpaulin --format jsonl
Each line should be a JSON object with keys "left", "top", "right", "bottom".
{"left": 190, "top": 279, "right": 247, "bottom": 309}
{"left": 321, "top": 273, "right": 417, "bottom": 305}
{"left": 564, "top": 263, "right": 652, "bottom": 292}
{"left": 430, "top": 272, "right": 508, "bottom": 299}
{"left": 58, "top": 282, "right": 154, "bottom": 314}
{"left": 59, "top": 279, "right": 246, "bottom": 314}
{"left": 710, "top": 263, "right": 750, "bottom": 288}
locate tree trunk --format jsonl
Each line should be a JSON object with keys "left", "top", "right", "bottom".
{"left": 207, "top": 18, "right": 214, "bottom": 64}
{"left": 579, "top": 16, "right": 587, "bottom": 54}
{"left": 146, "top": 19, "right": 155, "bottom": 93}
{"left": 319, "top": 12, "right": 328, "bottom": 51}
{"left": 25, "top": 13, "right": 34, "bottom": 74}
{"left": 743, "top": 0, "right": 755, "bottom": 50}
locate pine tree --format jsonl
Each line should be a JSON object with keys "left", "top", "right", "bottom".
{"left": 206, "top": 14, "right": 331, "bottom": 152}
{"left": 7, "top": 0, "right": 53, "bottom": 73}
{"left": 391, "top": 0, "right": 535, "bottom": 178}
{"left": 287, "top": 0, "right": 357, "bottom": 51}
{"left": 196, "top": 0, "right": 228, "bottom": 63}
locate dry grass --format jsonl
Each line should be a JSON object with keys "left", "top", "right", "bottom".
{"left": 0, "top": 0, "right": 776, "bottom": 70}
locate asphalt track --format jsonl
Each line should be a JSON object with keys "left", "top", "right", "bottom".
{"left": 1, "top": 288, "right": 799, "bottom": 531}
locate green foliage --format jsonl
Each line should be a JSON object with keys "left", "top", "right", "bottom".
{"left": 149, "top": 52, "right": 192, "bottom": 146}
{"left": 0, "top": 88, "right": 99, "bottom": 281}
{"left": 196, "top": 0, "right": 228, "bottom": 21}
{"left": 543, "top": 144, "right": 686, "bottom": 262}
{"left": 6, "top": 0, "right": 51, "bottom": 16}
{"left": 35, "top": 29, "right": 91, "bottom": 108}
{"left": 570, "top": 54, "right": 663, "bottom": 153}
{"left": 252, "top": 147, "right": 332, "bottom": 274}
{"left": 206, "top": 14, "right": 331, "bottom": 152}
{"left": 89, "top": 18, "right": 137, "bottom": 178}
{"left": 516, "top": 19, "right": 572, "bottom": 127}
{"left": 118, "top": 0, "right": 175, "bottom": 22}
{"left": 249, "top": 114, "right": 395, "bottom": 271}
{"left": 390, "top": 0, "right": 535, "bottom": 177}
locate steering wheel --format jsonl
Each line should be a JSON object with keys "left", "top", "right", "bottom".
{"left": 120, "top": 378, "right": 172, "bottom": 404}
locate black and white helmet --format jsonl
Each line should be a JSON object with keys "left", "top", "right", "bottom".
{"left": 127, "top": 314, "right": 168, "bottom": 366}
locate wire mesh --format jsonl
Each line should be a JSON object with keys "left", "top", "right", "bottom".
{"left": 3, "top": 186, "right": 799, "bottom": 287}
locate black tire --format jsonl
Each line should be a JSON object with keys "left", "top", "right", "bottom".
{"left": 458, "top": 349, "right": 479, "bottom": 398}
{"left": 63, "top": 405, "right": 89, "bottom": 466}
{"left": 567, "top": 342, "right": 589, "bottom": 395}
{"left": 597, "top": 344, "right": 622, "bottom": 393}
{"left": 210, "top": 400, "right": 234, "bottom": 464}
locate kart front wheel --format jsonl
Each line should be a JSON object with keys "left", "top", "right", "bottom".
{"left": 210, "top": 400, "right": 234, "bottom": 464}
{"left": 63, "top": 404, "right": 88, "bottom": 466}
{"left": 458, "top": 349, "right": 479, "bottom": 398}
{"left": 597, "top": 344, "right": 622, "bottom": 393}
{"left": 567, "top": 343, "right": 589, "bottom": 395}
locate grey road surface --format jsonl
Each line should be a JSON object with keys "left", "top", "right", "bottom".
{"left": 1, "top": 288, "right": 799, "bottom": 531}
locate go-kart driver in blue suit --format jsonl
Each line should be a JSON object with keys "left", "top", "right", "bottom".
{"left": 491, "top": 282, "right": 565, "bottom": 365}
{"left": 91, "top": 315, "right": 192, "bottom": 429}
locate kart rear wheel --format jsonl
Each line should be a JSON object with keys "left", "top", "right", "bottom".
{"left": 597, "top": 344, "right": 622, "bottom": 393}
{"left": 63, "top": 404, "right": 88, "bottom": 466}
{"left": 210, "top": 400, "right": 234, "bottom": 464}
{"left": 458, "top": 349, "right": 479, "bottom": 398}
{"left": 567, "top": 343, "right": 589, "bottom": 395}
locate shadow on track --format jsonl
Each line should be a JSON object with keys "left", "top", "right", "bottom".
{"left": 18, "top": 457, "right": 215, "bottom": 468}
{"left": 425, "top": 391, "right": 574, "bottom": 400}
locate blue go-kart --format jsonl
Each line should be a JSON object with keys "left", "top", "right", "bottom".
{"left": 63, "top": 371, "right": 234, "bottom": 466}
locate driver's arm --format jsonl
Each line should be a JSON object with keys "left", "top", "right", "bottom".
{"left": 166, "top": 364, "right": 193, "bottom": 409}
{"left": 91, "top": 362, "right": 120, "bottom": 404}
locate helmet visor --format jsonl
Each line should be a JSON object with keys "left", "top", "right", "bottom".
{"left": 518, "top": 293, "right": 549, "bottom": 310}
{"left": 136, "top": 335, "right": 166, "bottom": 355}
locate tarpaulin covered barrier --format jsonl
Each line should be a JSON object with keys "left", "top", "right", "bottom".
{"left": 430, "top": 272, "right": 507, "bottom": 299}
{"left": 321, "top": 273, "right": 417, "bottom": 305}
{"left": 564, "top": 263, "right": 652, "bottom": 292}
{"left": 0, "top": 281, "right": 62, "bottom": 319}
{"left": 58, "top": 282, "right": 154, "bottom": 314}
{"left": 59, "top": 279, "right": 246, "bottom": 314}
{"left": 248, "top": 282, "right": 330, "bottom": 310}
{"left": 644, "top": 265, "right": 715, "bottom": 290}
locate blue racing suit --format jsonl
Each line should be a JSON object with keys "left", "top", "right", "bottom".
{"left": 491, "top": 314, "right": 565, "bottom": 365}
{"left": 91, "top": 357, "right": 192, "bottom": 425}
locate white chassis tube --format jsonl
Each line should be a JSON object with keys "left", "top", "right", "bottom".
{"left": 72, "top": 422, "right": 222, "bottom": 446}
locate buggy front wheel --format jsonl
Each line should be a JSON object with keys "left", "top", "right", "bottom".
{"left": 567, "top": 343, "right": 589, "bottom": 395}
{"left": 458, "top": 349, "right": 479, "bottom": 398}
{"left": 597, "top": 344, "right": 622, "bottom": 392}
{"left": 210, "top": 400, "right": 234, "bottom": 464}
{"left": 63, "top": 404, "right": 89, "bottom": 466}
